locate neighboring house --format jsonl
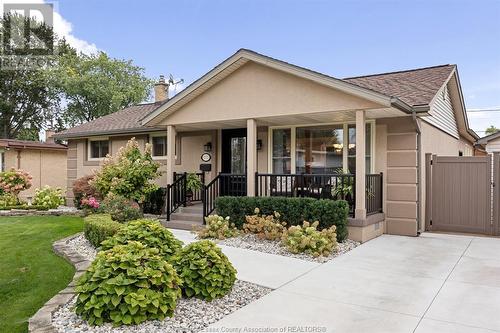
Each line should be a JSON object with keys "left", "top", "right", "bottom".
{"left": 54, "top": 49, "right": 480, "bottom": 242}
{"left": 476, "top": 131, "right": 500, "bottom": 153}
{"left": 0, "top": 131, "right": 67, "bottom": 201}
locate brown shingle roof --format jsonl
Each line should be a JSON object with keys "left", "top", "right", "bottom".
{"left": 0, "top": 139, "right": 67, "bottom": 150}
{"left": 53, "top": 102, "right": 166, "bottom": 138}
{"left": 343, "top": 64, "right": 455, "bottom": 106}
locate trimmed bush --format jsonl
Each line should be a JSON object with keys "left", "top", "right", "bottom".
{"left": 143, "top": 187, "right": 167, "bottom": 215}
{"left": 83, "top": 214, "right": 123, "bottom": 247}
{"left": 75, "top": 241, "right": 182, "bottom": 326}
{"left": 215, "top": 197, "right": 349, "bottom": 241}
{"left": 101, "top": 219, "right": 183, "bottom": 261}
{"left": 32, "top": 186, "right": 65, "bottom": 209}
{"left": 101, "top": 193, "right": 143, "bottom": 222}
{"left": 195, "top": 215, "right": 239, "bottom": 240}
{"left": 173, "top": 240, "right": 236, "bottom": 300}
{"left": 281, "top": 221, "right": 338, "bottom": 257}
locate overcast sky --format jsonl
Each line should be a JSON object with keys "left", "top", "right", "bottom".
{"left": 5, "top": 0, "right": 500, "bottom": 135}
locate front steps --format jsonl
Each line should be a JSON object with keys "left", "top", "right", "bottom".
{"left": 161, "top": 203, "right": 204, "bottom": 231}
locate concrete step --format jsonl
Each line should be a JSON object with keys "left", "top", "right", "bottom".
{"left": 179, "top": 206, "right": 203, "bottom": 214}
{"left": 161, "top": 219, "right": 202, "bottom": 231}
{"left": 170, "top": 212, "right": 203, "bottom": 222}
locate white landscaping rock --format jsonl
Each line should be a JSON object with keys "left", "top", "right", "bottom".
{"left": 217, "top": 234, "right": 360, "bottom": 263}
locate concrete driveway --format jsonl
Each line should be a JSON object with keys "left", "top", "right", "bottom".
{"left": 206, "top": 233, "right": 500, "bottom": 333}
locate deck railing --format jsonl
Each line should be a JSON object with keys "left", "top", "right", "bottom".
{"left": 366, "top": 173, "right": 383, "bottom": 215}
{"left": 174, "top": 172, "right": 205, "bottom": 202}
{"left": 203, "top": 173, "right": 246, "bottom": 217}
{"left": 166, "top": 173, "right": 186, "bottom": 221}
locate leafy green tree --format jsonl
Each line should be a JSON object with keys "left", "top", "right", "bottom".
{"left": 0, "top": 14, "right": 68, "bottom": 139}
{"left": 55, "top": 52, "right": 154, "bottom": 126}
{"left": 485, "top": 125, "right": 500, "bottom": 135}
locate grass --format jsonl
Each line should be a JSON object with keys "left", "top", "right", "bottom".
{"left": 0, "top": 215, "right": 84, "bottom": 333}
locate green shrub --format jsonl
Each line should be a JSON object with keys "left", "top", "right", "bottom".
{"left": 32, "top": 186, "right": 65, "bottom": 209}
{"left": 143, "top": 187, "right": 167, "bottom": 215}
{"left": 75, "top": 241, "right": 182, "bottom": 326}
{"left": 83, "top": 214, "right": 124, "bottom": 247}
{"left": 101, "top": 219, "right": 183, "bottom": 261}
{"left": 195, "top": 215, "right": 239, "bottom": 240}
{"left": 101, "top": 193, "right": 143, "bottom": 222}
{"left": 173, "top": 240, "right": 236, "bottom": 300}
{"left": 215, "top": 197, "right": 349, "bottom": 241}
{"left": 243, "top": 208, "right": 286, "bottom": 240}
{"left": 281, "top": 221, "right": 338, "bottom": 257}
{"left": 0, "top": 193, "right": 19, "bottom": 207}
{"left": 91, "top": 138, "right": 161, "bottom": 203}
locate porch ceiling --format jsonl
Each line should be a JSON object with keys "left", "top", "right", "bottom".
{"left": 167, "top": 107, "right": 405, "bottom": 132}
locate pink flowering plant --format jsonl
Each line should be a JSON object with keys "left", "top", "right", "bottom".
{"left": 80, "top": 196, "right": 100, "bottom": 211}
{"left": 0, "top": 168, "right": 32, "bottom": 197}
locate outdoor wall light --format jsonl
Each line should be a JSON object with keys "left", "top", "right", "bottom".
{"left": 204, "top": 142, "right": 212, "bottom": 152}
{"left": 257, "top": 139, "right": 263, "bottom": 150}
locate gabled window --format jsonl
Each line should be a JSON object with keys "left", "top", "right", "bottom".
{"left": 88, "top": 138, "right": 109, "bottom": 160}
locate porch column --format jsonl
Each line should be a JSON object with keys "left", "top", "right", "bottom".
{"left": 166, "top": 125, "right": 176, "bottom": 185}
{"left": 355, "top": 110, "right": 367, "bottom": 220}
{"left": 247, "top": 118, "right": 257, "bottom": 196}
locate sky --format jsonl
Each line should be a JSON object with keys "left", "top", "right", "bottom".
{"left": 4, "top": 0, "right": 500, "bottom": 135}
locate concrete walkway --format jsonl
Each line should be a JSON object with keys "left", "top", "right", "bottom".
{"left": 200, "top": 232, "right": 500, "bottom": 333}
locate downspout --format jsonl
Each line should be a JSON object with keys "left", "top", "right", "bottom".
{"left": 412, "top": 110, "right": 422, "bottom": 235}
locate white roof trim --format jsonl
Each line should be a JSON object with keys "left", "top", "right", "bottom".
{"left": 140, "top": 49, "right": 399, "bottom": 126}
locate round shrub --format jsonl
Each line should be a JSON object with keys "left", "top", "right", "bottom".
{"left": 84, "top": 214, "right": 124, "bottom": 248}
{"left": 173, "top": 240, "right": 236, "bottom": 300}
{"left": 75, "top": 241, "right": 182, "bottom": 326}
{"left": 196, "top": 215, "right": 239, "bottom": 240}
{"left": 32, "top": 186, "right": 65, "bottom": 209}
{"left": 281, "top": 221, "right": 337, "bottom": 257}
{"left": 101, "top": 219, "right": 183, "bottom": 261}
{"left": 102, "top": 193, "right": 143, "bottom": 222}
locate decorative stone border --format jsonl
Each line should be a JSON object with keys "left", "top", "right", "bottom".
{"left": 0, "top": 209, "right": 82, "bottom": 217}
{"left": 28, "top": 234, "right": 91, "bottom": 333}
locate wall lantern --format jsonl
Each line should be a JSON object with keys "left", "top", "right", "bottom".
{"left": 256, "top": 139, "right": 263, "bottom": 150}
{"left": 203, "top": 142, "right": 212, "bottom": 152}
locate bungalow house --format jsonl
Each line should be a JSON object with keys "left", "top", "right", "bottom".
{"left": 54, "top": 49, "right": 480, "bottom": 242}
{"left": 0, "top": 131, "right": 68, "bottom": 201}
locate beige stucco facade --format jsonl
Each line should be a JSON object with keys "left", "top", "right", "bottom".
{"left": 1, "top": 148, "right": 67, "bottom": 201}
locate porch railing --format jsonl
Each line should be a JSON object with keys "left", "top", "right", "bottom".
{"left": 174, "top": 172, "right": 205, "bottom": 202}
{"left": 166, "top": 173, "right": 186, "bottom": 221}
{"left": 366, "top": 173, "right": 383, "bottom": 215}
{"left": 202, "top": 173, "right": 247, "bottom": 217}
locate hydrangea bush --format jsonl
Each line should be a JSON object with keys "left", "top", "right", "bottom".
{"left": 101, "top": 219, "right": 183, "bottom": 261}
{"left": 0, "top": 168, "right": 32, "bottom": 196}
{"left": 32, "top": 186, "right": 65, "bottom": 209}
{"left": 243, "top": 208, "right": 287, "bottom": 241}
{"left": 173, "top": 240, "right": 236, "bottom": 300}
{"left": 281, "top": 221, "right": 338, "bottom": 257}
{"left": 195, "top": 215, "right": 239, "bottom": 240}
{"left": 91, "top": 138, "right": 161, "bottom": 203}
{"left": 75, "top": 241, "right": 182, "bottom": 326}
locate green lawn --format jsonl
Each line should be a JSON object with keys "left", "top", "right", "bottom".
{"left": 0, "top": 215, "right": 84, "bottom": 333}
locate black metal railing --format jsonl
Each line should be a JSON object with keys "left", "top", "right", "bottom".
{"left": 166, "top": 173, "right": 186, "bottom": 221}
{"left": 203, "top": 173, "right": 247, "bottom": 218}
{"left": 256, "top": 173, "right": 355, "bottom": 215}
{"left": 366, "top": 173, "right": 383, "bottom": 215}
{"left": 174, "top": 172, "right": 205, "bottom": 202}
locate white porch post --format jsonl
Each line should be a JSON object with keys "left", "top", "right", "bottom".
{"left": 355, "top": 110, "right": 367, "bottom": 220}
{"left": 166, "top": 125, "right": 176, "bottom": 185}
{"left": 247, "top": 118, "right": 257, "bottom": 196}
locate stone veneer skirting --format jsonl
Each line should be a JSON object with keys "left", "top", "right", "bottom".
{"left": 28, "top": 234, "right": 91, "bottom": 333}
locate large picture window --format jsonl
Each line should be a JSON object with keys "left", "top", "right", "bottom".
{"left": 270, "top": 122, "right": 374, "bottom": 174}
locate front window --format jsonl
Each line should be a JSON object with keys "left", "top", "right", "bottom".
{"left": 152, "top": 136, "right": 167, "bottom": 157}
{"left": 296, "top": 125, "right": 343, "bottom": 174}
{"left": 272, "top": 128, "right": 291, "bottom": 174}
{"left": 89, "top": 139, "right": 109, "bottom": 159}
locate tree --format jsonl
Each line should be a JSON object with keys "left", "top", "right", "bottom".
{"left": 55, "top": 52, "right": 154, "bottom": 126}
{"left": 485, "top": 125, "right": 500, "bottom": 135}
{"left": 0, "top": 14, "right": 68, "bottom": 139}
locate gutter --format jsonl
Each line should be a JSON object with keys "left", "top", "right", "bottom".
{"left": 412, "top": 110, "right": 423, "bottom": 235}
{"left": 52, "top": 127, "right": 167, "bottom": 140}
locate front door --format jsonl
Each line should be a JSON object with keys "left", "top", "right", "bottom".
{"left": 221, "top": 128, "right": 247, "bottom": 196}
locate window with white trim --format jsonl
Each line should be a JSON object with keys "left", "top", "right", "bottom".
{"left": 88, "top": 139, "right": 109, "bottom": 160}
